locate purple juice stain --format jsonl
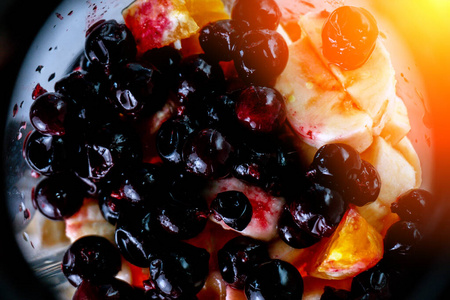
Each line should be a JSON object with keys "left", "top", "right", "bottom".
{"left": 13, "top": 104, "right": 18, "bottom": 117}
{"left": 56, "top": 12, "right": 64, "bottom": 20}
{"left": 32, "top": 83, "right": 47, "bottom": 100}
{"left": 24, "top": 209, "right": 31, "bottom": 220}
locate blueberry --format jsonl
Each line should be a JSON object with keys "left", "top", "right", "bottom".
{"left": 217, "top": 236, "right": 270, "bottom": 289}
{"left": 62, "top": 235, "right": 122, "bottom": 287}
{"left": 210, "top": 190, "right": 252, "bottom": 231}
{"left": 244, "top": 259, "right": 304, "bottom": 299}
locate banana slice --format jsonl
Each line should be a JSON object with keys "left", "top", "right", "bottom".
{"left": 65, "top": 198, "right": 115, "bottom": 243}
{"left": 380, "top": 96, "right": 411, "bottom": 145}
{"left": 275, "top": 35, "right": 374, "bottom": 152}
{"left": 299, "top": 12, "right": 397, "bottom": 134}
{"left": 361, "top": 136, "right": 420, "bottom": 206}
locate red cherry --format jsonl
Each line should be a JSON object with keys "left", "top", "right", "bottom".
{"left": 322, "top": 6, "right": 379, "bottom": 70}
{"left": 236, "top": 86, "right": 286, "bottom": 133}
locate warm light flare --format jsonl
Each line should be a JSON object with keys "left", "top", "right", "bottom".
{"left": 366, "top": 0, "right": 450, "bottom": 243}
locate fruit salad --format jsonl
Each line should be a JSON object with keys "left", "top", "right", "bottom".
{"left": 16, "top": 0, "right": 433, "bottom": 299}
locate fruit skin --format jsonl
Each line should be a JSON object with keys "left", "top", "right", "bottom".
{"left": 122, "top": 0, "right": 199, "bottom": 54}
{"left": 199, "top": 19, "right": 244, "bottom": 62}
{"left": 217, "top": 235, "right": 270, "bottom": 289}
{"left": 300, "top": 11, "right": 396, "bottom": 134}
{"left": 210, "top": 191, "right": 253, "bottom": 231}
{"left": 322, "top": 6, "right": 379, "bottom": 70}
{"left": 308, "top": 207, "right": 383, "bottom": 280}
{"left": 146, "top": 241, "right": 210, "bottom": 299}
{"left": 361, "top": 136, "right": 419, "bottom": 206}
{"left": 274, "top": 34, "right": 374, "bottom": 153}
{"left": 72, "top": 278, "right": 136, "bottom": 300}
{"left": 62, "top": 235, "right": 122, "bottom": 287}
{"left": 231, "top": 0, "right": 281, "bottom": 30}
{"left": 244, "top": 259, "right": 304, "bottom": 300}
{"left": 29, "top": 92, "right": 77, "bottom": 136}
{"left": 234, "top": 29, "right": 289, "bottom": 85}
{"left": 390, "top": 189, "right": 432, "bottom": 223}
{"left": 235, "top": 86, "right": 287, "bottom": 133}
{"left": 383, "top": 220, "right": 423, "bottom": 263}
{"left": 84, "top": 20, "right": 137, "bottom": 72}
{"left": 206, "top": 177, "right": 285, "bottom": 241}
{"left": 32, "top": 174, "right": 86, "bottom": 221}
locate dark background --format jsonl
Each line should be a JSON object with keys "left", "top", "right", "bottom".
{"left": 0, "top": 0, "right": 61, "bottom": 299}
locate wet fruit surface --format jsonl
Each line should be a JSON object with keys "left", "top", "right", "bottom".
{"left": 244, "top": 259, "right": 304, "bottom": 299}
{"left": 322, "top": 6, "right": 379, "bottom": 70}
{"left": 17, "top": 2, "right": 433, "bottom": 299}
{"left": 62, "top": 235, "right": 122, "bottom": 287}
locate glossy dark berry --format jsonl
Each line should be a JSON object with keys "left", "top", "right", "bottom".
{"left": 141, "top": 46, "right": 182, "bottom": 83}
{"left": 383, "top": 221, "right": 423, "bottom": 261}
{"left": 109, "top": 62, "right": 167, "bottom": 117}
{"left": 77, "top": 122, "right": 142, "bottom": 180}
{"left": 232, "top": 161, "right": 267, "bottom": 187}
{"left": 146, "top": 241, "right": 210, "bottom": 299}
{"left": 345, "top": 160, "right": 381, "bottom": 206}
{"left": 307, "top": 143, "right": 362, "bottom": 190}
{"left": 156, "top": 190, "right": 209, "bottom": 240}
{"left": 322, "top": 6, "right": 379, "bottom": 70}
{"left": 350, "top": 263, "right": 392, "bottom": 299}
{"left": 320, "top": 286, "right": 352, "bottom": 300}
{"left": 85, "top": 20, "right": 137, "bottom": 71}
{"left": 29, "top": 92, "right": 80, "bottom": 136}
{"left": 288, "top": 182, "right": 346, "bottom": 239}
{"left": 98, "top": 163, "right": 167, "bottom": 224}
{"left": 54, "top": 71, "right": 100, "bottom": 106}
{"left": 98, "top": 190, "right": 121, "bottom": 225}
{"left": 231, "top": 0, "right": 281, "bottom": 30}
{"left": 217, "top": 236, "right": 270, "bottom": 289}
{"left": 62, "top": 235, "right": 122, "bottom": 287}
{"left": 210, "top": 191, "right": 253, "bottom": 231}
{"left": 278, "top": 209, "right": 321, "bottom": 249}
{"left": 72, "top": 278, "right": 136, "bottom": 300}
{"left": 199, "top": 19, "right": 244, "bottom": 62}
{"left": 234, "top": 29, "right": 288, "bottom": 85}
{"left": 235, "top": 86, "right": 286, "bottom": 133}
{"left": 156, "top": 116, "right": 198, "bottom": 165}
{"left": 115, "top": 207, "right": 162, "bottom": 267}
{"left": 189, "top": 93, "right": 238, "bottom": 132}
{"left": 182, "top": 128, "right": 234, "bottom": 178}
{"left": 176, "top": 54, "right": 225, "bottom": 105}
{"left": 24, "top": 130, "right": 77, "bottom": 176}
{"left": 32, "top": 174, "right": 86, "bottom": 220}
{"left": 391, "top": 189, "right": 432, "bottom": 223}
{"left": 244, "top": 259, "right": 303, "bottom": 300}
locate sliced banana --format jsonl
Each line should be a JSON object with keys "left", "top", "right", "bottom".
{"left": 275, "top": 35, "right": 374, "bottom": 153}
{"left": 299, "top": 12, "right": 397, "bottom": 134}
{"left": 361, "top": 136, "right": 420, "bottom": 206}
{"left": 380, "top": 96, "right": 411, "bottom": 145}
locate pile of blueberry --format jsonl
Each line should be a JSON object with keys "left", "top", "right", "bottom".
{"left": 22, "top": 0, "right": 434, "bottom": 299}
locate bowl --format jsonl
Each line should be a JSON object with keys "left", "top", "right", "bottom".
{"left": 2, "top": 0, "right": 449, "bottom": 299}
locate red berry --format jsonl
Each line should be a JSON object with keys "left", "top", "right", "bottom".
{"left": 236, "top": 86, "right": 286, "bottom": 133}
{"left": 322, "top": 6, "right": 378, "bottom": 70}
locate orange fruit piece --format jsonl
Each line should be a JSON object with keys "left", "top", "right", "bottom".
{"left": 180, "top": 0, "right": 230, "bottom": 57}
{"left": 307, "top": 206, "right": 383, "bottom": 280}
{"left": 122, "top": 0, "right": 199, "bottom": 54}
{"left": 185, "top": 0, "right": 229, "bottom": 29}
